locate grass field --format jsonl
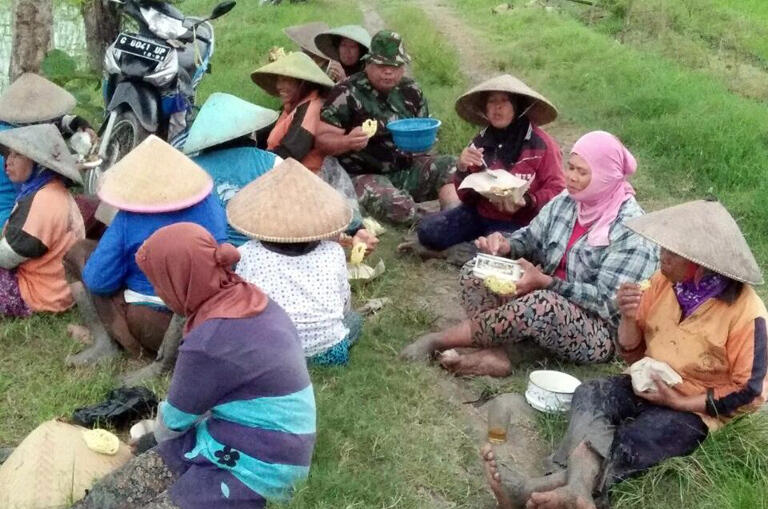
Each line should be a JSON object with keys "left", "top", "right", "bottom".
{"left": 2, "top": 0, "right": 768, "bottom": 507}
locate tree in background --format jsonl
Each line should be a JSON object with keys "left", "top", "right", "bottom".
{"left": 9, "top": 0, "right": 54, "bottom": 80}
{"left": 80, "top": 0, "right": 121, "bottom": 73}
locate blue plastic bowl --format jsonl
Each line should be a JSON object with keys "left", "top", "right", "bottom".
{"left": 387, "top": 117, "right": 441, "bottom": 153}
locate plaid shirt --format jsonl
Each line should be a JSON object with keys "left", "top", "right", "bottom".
{"left": 504, "top": 192, "right": 659, "bottom": 328}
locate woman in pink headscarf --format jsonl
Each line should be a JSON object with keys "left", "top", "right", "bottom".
{"left": 400, "top": 131, "right": 659, "bottom": 376}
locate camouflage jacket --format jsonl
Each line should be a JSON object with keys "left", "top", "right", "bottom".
{"left": 320, "top": 72, "right": 429, "bottom": 175}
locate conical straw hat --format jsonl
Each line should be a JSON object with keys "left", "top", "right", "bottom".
{"left": 283, "top": 21, "right": 330, "bottom": 59}
{"left": 455, "top": 74, "right": 558, "bottom": 127}
{"left": 0, "top": 73, "right": 76, "bottom": 124}
{"left": 0, "top": 123, "right": 82, "bottom": 184}
{"left": 98, "top": 135, "right": 213, "bottom": 213}
{"left": 251, "top": 51, "right": 335, "bottom": 97}
{"left": 314, "top": 25, "right": 372, "bottom": 62}
{"left": 0, "top": 420, "right": 132, "bottom": 508}
{"left": 183, "top": 93, "right": 279, "bottom": 154}
{"left": 227, "top": 158, "right": 352, "bottom": 242}
{"left": 625, "top": 200, "right": 763, "bottom": 285}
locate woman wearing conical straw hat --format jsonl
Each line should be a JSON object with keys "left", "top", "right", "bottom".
{"left": 252, "top": 51, "right": 379, "bottom": 252}
{"left": 183, "top": 92, "right": 282, "bottom": 247}
{"left": 480, "top": 200, "right": 767, "bottom": 509}
{"left": 411, "top": 74, "right": 564, "bottom": 259}
{"left": 284, "top": 21, "right": 346, "bottom": 83}
{"left": 314, "top": 24, "right": 372, "bottom": 78}
{"left": 63, "top": 136, "right": 227, "bottom": 375}
{"left": 0, "top": 124, "right": 85, "bottom": 317}
{"left": 401, "top": 131, "right": 658, "bottom": 374}
{"left": 229, "top": 158, "right": 364, "bottom": 366}
{"left": 73, "top": 223, "right": 315, "bottom": 509}
{"left": 0, "top": 73, "right": 97, "bottom": 230}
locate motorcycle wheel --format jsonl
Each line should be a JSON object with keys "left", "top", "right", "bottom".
{"left": 103, "top": 109, "right": 150, "bottom": 169}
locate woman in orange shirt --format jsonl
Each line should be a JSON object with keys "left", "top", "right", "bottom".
{"left": 0, "top": 124, "right": 84, "bottom": 317}
{"left": 481, "top": 200, "right": 766, "bottom": 509}
{"left": 251, "top": 51, "right": 334, "bottom": 173}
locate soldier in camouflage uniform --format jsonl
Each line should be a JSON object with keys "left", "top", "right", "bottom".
{"left": 317, "top": 30, "right": 458, "bottom": 225}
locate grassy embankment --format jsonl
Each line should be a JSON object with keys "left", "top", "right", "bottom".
{"left": 2, "top": 1, "right": 494, "bottom": 507}
{"left": 438, "top": 1, "right": 768, "bottom": 507}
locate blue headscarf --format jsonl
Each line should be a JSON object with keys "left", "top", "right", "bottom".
{"left": 16, "top": 163, "right": 57, "bottom": 202}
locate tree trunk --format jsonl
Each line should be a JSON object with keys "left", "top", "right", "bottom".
{"left": 81, "top": 0, "right": 121, "bottom": 73}
{"left": 8, "top": 0, "right": 54, "bottom": 80}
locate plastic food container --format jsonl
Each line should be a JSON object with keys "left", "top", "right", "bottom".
{"left": 387, "top": 117, "right": 441, "bottom": 153}
{"left": 471, "top": 253, "right": 523, "bottom": 282}
{"left": 524, "top": 370, "right": 582, "bottom": 413}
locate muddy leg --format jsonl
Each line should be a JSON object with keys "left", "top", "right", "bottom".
{"left": 71, "top": 450, "right": 176, "bottom": 509}
{"left": 65, "top": 282, "right": 120, "bottom": 366}
{"left": 481, "top": 444, "right": 567, "bottom": 509}
{"left": 121, "top": 314, "right": 185, "bottom": 386}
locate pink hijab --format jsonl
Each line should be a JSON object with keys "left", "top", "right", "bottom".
{"left": 570, "top": 131, "right": 637, "bottom": 247}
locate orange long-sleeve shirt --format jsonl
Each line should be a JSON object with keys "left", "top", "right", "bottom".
{"left": 629, "top": 270, "right": 768, "bottom": 429}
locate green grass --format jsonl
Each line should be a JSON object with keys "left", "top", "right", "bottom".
{"left": 3, "top": 0, "right": 768, "bottom": 507}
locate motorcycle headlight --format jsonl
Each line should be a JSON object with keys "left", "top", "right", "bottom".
{"left": 144, "top": 50, "right": 178, "bottom": 88}
{"left": 104, "top": 44, "right": 121, "bottom": 75}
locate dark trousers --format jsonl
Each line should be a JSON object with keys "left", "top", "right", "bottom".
{"left": 416, "top": 204, "right": 519, "bottom": 251}
{"left": 551, "top": 376, "right": 709, "bottom": 496}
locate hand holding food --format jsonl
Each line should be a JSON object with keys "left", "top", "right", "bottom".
{"left": 361, "top": 119, "right": 378, "bottom": 138}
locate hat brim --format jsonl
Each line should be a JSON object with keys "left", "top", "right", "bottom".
{"left": 455, "top": 75, "right": 558, "bottom": 127}
{"left": 98, "top": 180, "right": 213, "bottom": 213}
{"left": 0, "top": 125, "right": 82, "bottom": 184}
{"left": 283, "top": 23, "right": 330, "bottom": 60}
{"left": 314, "top": 26, "right": 371, "bottom": 62}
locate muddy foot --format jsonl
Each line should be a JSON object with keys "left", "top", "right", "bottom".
{"left": 121, "top": 361, "right": 167, "bottom": 387}
{"left": 482, "top": 443, "right": 517, "bottom": 509}
{"left": 440, "top": 347, "right": 512, "bottom": 377}
{"left": 65, "top": 338, "right": 120, "bottom": 367}
{"left": 527, "top": 486, "right": 596, "bottom": 509}
{"left": 67, "top": 324, "right": 92, "bottom": 345}
{"left": 482, "top": 444, "right": 569, "bottom": 509}
{"left": 399, "top": 332, "right": 442, "bottom": 361}
{"left": 396, "top": 239, "right": 446, "bottom": 260}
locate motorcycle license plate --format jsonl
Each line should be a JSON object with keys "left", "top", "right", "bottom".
{"left": 114, "top": 33, "right": 170, "bottom": 63}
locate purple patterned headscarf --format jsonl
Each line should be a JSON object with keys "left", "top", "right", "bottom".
{"left": 673, "top": 273, "right": 730, "bottom": 319}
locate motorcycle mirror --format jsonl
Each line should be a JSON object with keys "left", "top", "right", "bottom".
{"left": 210, "top": 1, "right": 236, "bottom": 20}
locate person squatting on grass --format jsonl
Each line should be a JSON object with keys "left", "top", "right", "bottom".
{"left": 229, "top": 159, "right": 364, "bottom": 366}
{"left": 0, "top": 124, "right": 85, "bottom": 318}
{"left": 252, "top": 50, "right": 379, "bottom": 252}
{"left": 481, "top": 200, "right": 768, "bottom": 509}
{"left": 63, "top": 137, "right": 227, "bottom": 372}
{"left": 72, "top": 222, "right": 316, "bottom": 509}
{"left": 400, "top": 131, "right": 659, "bottom": 375}
{"left": 316, "top": 30, "right": 460, "bottom": 225}
{"left": 0, "top": 73, "right": 98, "bottom": 234}
{"left": 314, "top": 25, "right": 372, "bottom": 80}
{"left": 414, "top": 74, "right": 565, "bottom": 254}
{"left": 183, "top": 93, "right": 283, "bottom": 247}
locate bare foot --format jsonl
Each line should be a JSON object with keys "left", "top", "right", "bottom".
{"left": 121, "top": 360, "right": 166, "bottom": 387}
{"left": 481, "top": 444, "right": 568, "bottom": 509}
{"left": 526, "top": 486, "right": 596, "bottom": 509}
{"left": 399, "top": 332, "right": 443, "bottom": 361}
{"left": 482, "top": 443, "right": 515, "bottom": 509}
{"left": 67, "top": 324, "right": 92, "bottom": 345}
{"left": 65, "top": 336, "right": 120, "bottom": 367}
{"left": 440, "top": 347, "right": 512, "bottom": 377}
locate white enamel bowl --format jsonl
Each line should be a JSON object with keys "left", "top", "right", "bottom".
{"left": 525, "top": 370, "right": 582, "bottom": 413}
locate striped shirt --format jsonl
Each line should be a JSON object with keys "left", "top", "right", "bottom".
{"left": 503, "top": 192, "right": 659, "bottom": 328}
{"left": 157, "top": 302, "right": 316, "bottom": 508}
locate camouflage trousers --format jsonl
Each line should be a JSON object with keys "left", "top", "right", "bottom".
{"left": 353, "top": 154, "right": 457, "bottom": 225}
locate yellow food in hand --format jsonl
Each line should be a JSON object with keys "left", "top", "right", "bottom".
{"left": 489, "top": 186, "right": 514, "bottom": 197}
{"left": 82, "top": 428, "right": 120, "bottom": 455}
{"left": 638, "top": 280, "right": 651, "bottom": 291}
{"left": 361, "top": 119, "right": 378, "bottom": 138}
{"left": 350, "top": 243, "right": 366, "bottom": 265}
{"left": 484, "top": 275, "right": 517, "bottom": 295}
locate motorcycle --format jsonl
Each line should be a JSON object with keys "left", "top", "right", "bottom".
{"left": 93, "top": 0, "right": 235, "bottom": 185}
